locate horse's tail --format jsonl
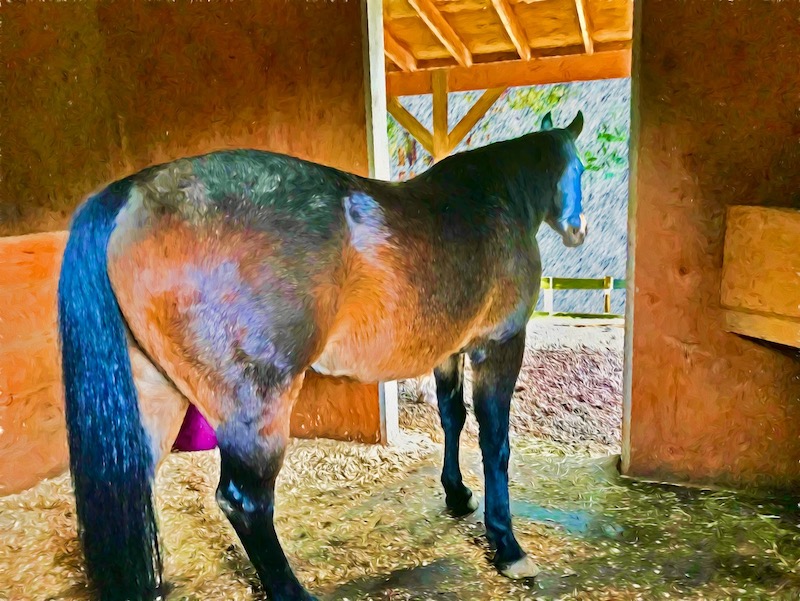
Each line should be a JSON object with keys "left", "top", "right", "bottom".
{"left": 58, "top": 178, "right": 162, "bottom": 600}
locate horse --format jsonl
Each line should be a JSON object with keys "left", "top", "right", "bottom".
{"left": 57, "top": 109, "right": 587, "bottom": 601}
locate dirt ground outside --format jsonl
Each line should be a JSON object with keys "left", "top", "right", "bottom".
{"left": 399, "top": 319, "right": 625, "bottom": 455}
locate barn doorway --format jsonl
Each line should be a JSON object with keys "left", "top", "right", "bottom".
{"left": 373, "top": 0, "right": 633, "bottom": 466}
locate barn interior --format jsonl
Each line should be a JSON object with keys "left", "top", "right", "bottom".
{"left": 1, "top": 1, "right": 799, "bottom": 600}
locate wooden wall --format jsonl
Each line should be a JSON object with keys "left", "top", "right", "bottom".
{"left": 623, "top": 0, "right": 800, "bottom": 491}
{"left": 1, "top": 0, "right": 370, "bottom": 233}
{"left": 0, "top": 1, "right": 384, "bottom": 496}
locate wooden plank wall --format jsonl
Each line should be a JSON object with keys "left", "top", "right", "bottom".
{"left": 623, "top": 0, "right": 800, "bottom": 491}
{"left": 0, "top": 1, "right": 383, "bottom": 496}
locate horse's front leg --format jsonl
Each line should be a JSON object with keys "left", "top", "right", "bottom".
{"left": 470, "top": 331, "right": 540, "bottom": 580}
{"left": 434, "top": 353, "right": 479, "bottom": 516}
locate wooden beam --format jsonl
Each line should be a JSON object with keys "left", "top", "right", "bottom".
{"left": 723, "top": 310, "right": 800, "bottom": 350}
{"left": 384, "top": 29, "right": 417, "bottom": 72}
{"left": 575, "top": 0, "right": 595, "bottom": 55}
{"left": 386, "top": 48, "right": 631, "bottom": 96}
{"left": 431, "top": 70, "right": 448, "bottom": 161}
{"left": 386, "top": 97, "right": 434, "bottom": 154}
{"left": 407, "top": 0, "right": 473, "bottom": 68}
{"left": 490, "top": 0, "right": 531, "bottom": 61}
{"left": 446, "top": 87, "right": 506, "bottom": 153}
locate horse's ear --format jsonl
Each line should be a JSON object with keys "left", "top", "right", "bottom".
{"left": 541, "top": 111, "right": 554, "bottom": 130}
{"left": 566, "top": 111, "right": 584, "bottom": 138}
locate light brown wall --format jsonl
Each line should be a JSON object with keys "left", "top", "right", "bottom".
{"left": 1, "top": 0, "right": 369, "bottom": 234}
{"left": 0, "top": 1, "right": 383, "bottom": 496}
{"left": 624, "top": 0, "right": 800, "bottom": 490}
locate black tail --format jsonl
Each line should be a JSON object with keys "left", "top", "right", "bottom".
{"left": 58, "top": 179, "right": 162, "bottom": 601}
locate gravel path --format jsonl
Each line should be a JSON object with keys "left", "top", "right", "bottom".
{"left": 399, "top": 320, "right": 625, "bottom": 455}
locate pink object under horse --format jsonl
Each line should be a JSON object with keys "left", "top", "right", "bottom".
{"left": 172, "top": 405, "right": 217, "bottom": 452}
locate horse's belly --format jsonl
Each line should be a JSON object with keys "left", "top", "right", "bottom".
{"left": 310, "top": 321, "right": 470, "bottom": 382}
{"left": 310, "top": 288, "right": 536, "bottom": 382}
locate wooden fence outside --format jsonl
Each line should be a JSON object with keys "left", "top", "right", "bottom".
{"left": 534, "top": 276, "right": 627, "bottom": 318}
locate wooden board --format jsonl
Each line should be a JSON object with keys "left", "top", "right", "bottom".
{"left": 387, "top": 48, "right": 631, "bottom": 96}
{"left": 1, "top": 0, "right": 371, "bottom": 236}
{"left": 623, "top": 0, "right": 800, "bottom": 492}
{"left": 720, "top": 206, "right": 800, "bottom": 349}
{"left": 722, "top": 311, "right": 800, "bottom": 350}
{"left": 721, "top": 206, "right": 800, "bottom": 318}
{"left": 0, "top": 234, "right": 69, "bottom": 496}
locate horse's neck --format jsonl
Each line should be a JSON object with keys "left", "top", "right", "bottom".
{"left": 433, "top": 156, "right": 546, "bottom": 234}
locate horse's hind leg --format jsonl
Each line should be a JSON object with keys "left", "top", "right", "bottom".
{"left": 470, "top": 331, "right": 540, "bottom": 580}
{"left": 435, "top": 354, "right": 479, "bottom": 516}
{"left": 214, "top": 373, "right": 316, "bottom": 601}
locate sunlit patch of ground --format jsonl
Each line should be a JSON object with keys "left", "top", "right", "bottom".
{"left": 2, "top": 323, "right": 799, "bottom": 600}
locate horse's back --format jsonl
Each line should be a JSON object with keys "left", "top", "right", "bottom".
{"left": 102, "top": 147, "right": 541, "bottom": 391}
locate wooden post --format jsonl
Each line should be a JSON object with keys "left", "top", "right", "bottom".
{"left": 432, "top": 69, "right": 449, "bottom": 162}
{"left": 543, "top": 277, "right": 554, "bottom": 314}
{"left": 363, "top": 0, "right": 399, "bottom": 445}
{"left": 603, "top": 276, "right": 613, "bottom": 313}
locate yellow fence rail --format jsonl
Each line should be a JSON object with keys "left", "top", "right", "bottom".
{"left": 535, "top": 276, "right": 627, "bottom": 318}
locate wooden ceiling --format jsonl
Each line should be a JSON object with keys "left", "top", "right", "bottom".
{"left": 384, "top": 0, "right": 634, "bottom": 96}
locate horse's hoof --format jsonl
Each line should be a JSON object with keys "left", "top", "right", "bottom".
{"left": 499, "top": 554, "right": 540, "bottom": 580}
{"left": 446, "top": 489, "right": 479, "bottom": 516}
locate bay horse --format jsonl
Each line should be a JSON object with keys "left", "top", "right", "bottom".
{"left": 57, "top": 110, "right": 587, "bottom": 601}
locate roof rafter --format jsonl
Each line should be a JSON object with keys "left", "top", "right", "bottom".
{"left": 574, "top": 0, "right": 595, "bottom": 55}
{"left": 384, "top": 29, "right": 418, "bottom": 72}
{"left": 490, "top": 0, "right": 531, "bottom": 61}
{"left": 407, "top": 0, "right": 473, "bottom": 68}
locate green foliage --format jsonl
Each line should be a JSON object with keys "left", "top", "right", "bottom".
{"left": 581, "top": 124, "right": 628, "bottom": 178}
{"left": 506, "top": 84, "right": 569, "bottom": 112}
{"left": 387, "top": 113, "right": 401, "bottom": 143}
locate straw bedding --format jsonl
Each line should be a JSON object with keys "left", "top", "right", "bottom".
{"left": 0, "top": 322, "right": 637, "bottom": 600}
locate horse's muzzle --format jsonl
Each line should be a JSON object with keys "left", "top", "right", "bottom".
{"left": 561, "top": 213, "right": 587, "bottom": 247}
